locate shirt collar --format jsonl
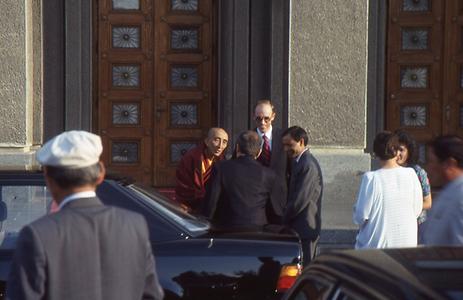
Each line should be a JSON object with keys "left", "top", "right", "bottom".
{"left": 256, "top": 126, "right": 273, "bottom": 140}
{"left": 295, "top": 148, "right": 308, "bottom": 163}
{"left": 58, "top": 191, "right": 97, "bottom": 210}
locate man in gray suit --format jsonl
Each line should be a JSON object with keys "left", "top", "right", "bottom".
{"left": 7, "top": 131, "right": 164, "bottom": 300}
{"left": 282, "top": 126, "right": 323, "bottom": 266}
{"left": 253, "top": 99, "right": 288, "bottom": 224}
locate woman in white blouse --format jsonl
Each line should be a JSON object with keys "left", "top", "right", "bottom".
{"left": 353, "top": 131, "right": 423, "bottom": 249}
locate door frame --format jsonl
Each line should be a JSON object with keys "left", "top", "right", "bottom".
{"left": 367, "top": 0, "right": 388, "bottom": 153}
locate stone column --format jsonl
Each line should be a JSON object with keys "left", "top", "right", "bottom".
{"left": 0, "top": 0, "right": 42, "bottom": 170}
{"left": 289, "top": 0, "right": 371, "bottom": 231}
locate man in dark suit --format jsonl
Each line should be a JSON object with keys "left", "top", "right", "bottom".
{"left": 253, "top": 100, "right": 288, "bottom": 224}
{"left": 282, "top": 126, "right": 323, "bottom": 266}
{"left": 203, "top": 130, "right": 277, "bottom": 229}
{"left": 7, "top": 131, "right": 163, "bottom": 300}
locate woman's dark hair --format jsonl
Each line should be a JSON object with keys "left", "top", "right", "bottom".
{"left": 394, "top": 129, "right": 418, "bottom": 165}
{"left": 429, "top": 135, "right": 463, "bottom": 168}
{"left": 373, "top": 131, "right": 400, "bottom": 160}
{"left": 45, "top": 163, "right": 101, "bottom": 189}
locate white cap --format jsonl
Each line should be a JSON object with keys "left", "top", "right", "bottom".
{"left": 36, "top": 131, "right": 103, "bottom": 169}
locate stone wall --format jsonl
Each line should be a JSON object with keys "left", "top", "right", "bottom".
{"left": 0, "top": 0, "right": 41, "bottom": 169}
{"left": 289, "top": 0, "right": 371, "bottom": 229}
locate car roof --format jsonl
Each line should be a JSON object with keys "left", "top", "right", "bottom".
{"left": 315, "top": 246, "right": 463, "bottom": 272}
{"left": 307, "top": 247, "right": 463, "bottom": 298}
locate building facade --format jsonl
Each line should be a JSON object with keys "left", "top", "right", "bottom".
{"left": 0, "top": 0, "right": 455, "bottom": 230}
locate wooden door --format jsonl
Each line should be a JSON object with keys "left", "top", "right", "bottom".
{"left": 386, "top": 0, "right": 463, "bottom": 161}
{"left": 95, "top": 0, "right": 215, "bottom": 186}
{"left": 443, "top": 0, "right": 463, "bottom": 137}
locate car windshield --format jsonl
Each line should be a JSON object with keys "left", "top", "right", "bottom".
{"left": 128, "top": 184, "right": 210, "bottom": 236}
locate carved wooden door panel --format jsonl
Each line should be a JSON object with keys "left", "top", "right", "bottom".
{"left": 96, "top": 0, "right": 215, "bottom": 186}
{"left": 386, "top": 0, "right": 463, "bottom": 161}
{"left": 386, "top": 0, "right": 444, "bottom": 162}
{"left": 443, "top": 0, "right": 463, "bottom": 137}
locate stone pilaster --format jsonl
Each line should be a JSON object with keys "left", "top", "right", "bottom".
{"left": 0, "top": 0, "right": 42, "bottom": 170}
{"left": 289, "top": 0, "right": 371, "bottom": 229}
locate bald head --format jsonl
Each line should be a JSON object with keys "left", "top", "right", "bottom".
{"left": 207, "top": 128, "right": 226, "bottom": 139}
{"left": 205, "top": 128, "right": 229, "bottom": 158}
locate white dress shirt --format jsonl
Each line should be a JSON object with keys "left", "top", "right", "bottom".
{"left": 58, "top": 191, "right": 97, "bottom": 210}
{"left": 353, "top": 167, "right": 423, "bottom": 249}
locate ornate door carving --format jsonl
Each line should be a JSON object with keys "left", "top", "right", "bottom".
{"left": 386, "top": 0, "right": 463, "bottom": 161}
{"left": 96, "top": 0, "right": 215, "bottom": 186}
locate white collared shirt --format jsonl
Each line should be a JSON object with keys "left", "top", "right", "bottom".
{"left": 256, "top": 126, "right": 273, "bottom": 151}
{"left": 295, "top": 148, "right": 308, "bottom": 163}
{"left": 58, "top": 191, "right": 97, "bottom": 210}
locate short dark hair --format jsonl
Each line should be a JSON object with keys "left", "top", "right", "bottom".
{"left": 237, "top": 130, "right": 262, "bottom": 157}
{"left": 373, "top": 131, "right": 399, "bottom": 160}
{"left": 429, "top": 135, "right": 463, "bottom": 168}
{"left": 394, "top": 129, "right": 418, "bottom": 165}
{"left": 282, "top": 126, "right": 308, "bottom": 146}
{"left": 253, "top": 99, "right": 275, "bottom": 113}
{"left": 45, "top": 163, "right": 101, "bottom": 189}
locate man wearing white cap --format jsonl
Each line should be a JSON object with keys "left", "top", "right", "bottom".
{"left": 7, "top": 131, "right": 164, "bottom": 300}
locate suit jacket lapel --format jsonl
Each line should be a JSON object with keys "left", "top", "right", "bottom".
{"left": 290, "top": 151, "right": 308, "bottom": 185}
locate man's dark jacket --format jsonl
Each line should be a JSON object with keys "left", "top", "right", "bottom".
{"left": 203, "top": 155, "right": 278, "bottom": 228}
{"left": 7, "top": 197, "right": 164, "bottom": 300}
{"left": 256, "top": 127, "right": 288, "bottom": 222}
{"left": 284, "top": 150, "right": 323, "bottom": 240}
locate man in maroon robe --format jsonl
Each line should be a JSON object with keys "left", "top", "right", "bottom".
{"left": 175, "top": 128, "right": 229, "bottom": 213}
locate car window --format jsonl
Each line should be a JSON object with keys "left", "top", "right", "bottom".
{"left": 129, "top": 185, "right": 209, "bottom": 235}
{"left": 290, "top": 278, "right": 333, "bottom": 300}
{"left": 96, "top": 182, "right": 185, "bottom": 242}
{"left": 413, "top": 261, "right": 463, "bottom": 300}
{"left": 0, "top": 185, "right": 52, "bottom": 248}
{"left": 331, "top": 285, "right": 371, "bottom": 300}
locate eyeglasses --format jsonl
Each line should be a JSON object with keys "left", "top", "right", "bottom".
{"left": 255, "top": 116, "right": 272, "bottom": 123}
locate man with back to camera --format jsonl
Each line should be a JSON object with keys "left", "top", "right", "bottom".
{"left": 7, "top": 130, "right": 164, "bottom": 300}
{"left": 421, "top": 135, "right": 463, "bottom": 245}
{"left": 253, "top": 100, "right": 288, "bottom": 224}
{"left": 175, "top": 127, "right": 228, "bottom": 213}
{"left": 203, "top": 130, "right": 278, "bottom": 229}
{"left": 282, "top": 126, "right": 323, "bottom": 266}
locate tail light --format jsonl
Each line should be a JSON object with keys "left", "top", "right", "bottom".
{"left": 276, "top": 264, "right": 301, "bottom": 293}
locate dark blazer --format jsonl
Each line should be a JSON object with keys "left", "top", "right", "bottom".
{"left": 203, "top": 155, "right": 277, "bottom": 228}
{"left": 7, "top": 197, "right": 164, "bottom": 300}
{"left": 284, "top": 151, "right": 323, "bottom": 241}
{"left": 256, "top": 127, "right": 289, "bottom": 222}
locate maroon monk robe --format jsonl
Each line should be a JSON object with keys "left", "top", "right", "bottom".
{"left": 175, "top": 143, "right": 224, "bottom": 212}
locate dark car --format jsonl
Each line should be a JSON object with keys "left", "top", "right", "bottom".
{"left": 283, "top": 247, "right": 463, "bottom": 300}
{"left": 0, "top": 172, "right": 302, "bottom": 300}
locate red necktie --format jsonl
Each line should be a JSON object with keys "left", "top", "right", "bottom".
{"left": 258, "top": 135, "right": 271, "bottom": 166}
